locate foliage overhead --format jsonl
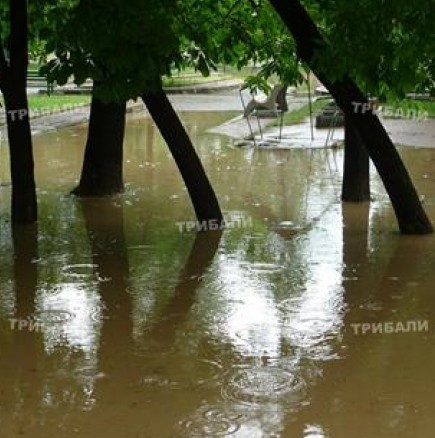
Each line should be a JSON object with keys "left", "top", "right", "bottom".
{"left": 1, "top": 0, "right": 433, "bottom": 100}
{"left": 301, "top": 0, "right": 435, "bottom": 97}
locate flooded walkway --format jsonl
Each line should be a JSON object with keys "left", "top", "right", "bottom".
{"left": 0, "top": 111, "right": 435, "bottom": 437}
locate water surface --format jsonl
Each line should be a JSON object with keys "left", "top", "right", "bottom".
{"left": 0, "top": 112, "right": 434, "bottom": 437}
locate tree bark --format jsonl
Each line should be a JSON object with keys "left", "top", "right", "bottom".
{"left": 0, "top": 0, "right": 37, "bottom": 225}
{"left": 342, "top": 117, "right": 370, "bottom": 202}
{"left": 142, "top": 89, "right": 223, "bottom": 223}
{"left": 72, "top": 85, "right": 126, "bottom": 196}
{"left": 269, "top": 0, "right": 433, "bottom": 234}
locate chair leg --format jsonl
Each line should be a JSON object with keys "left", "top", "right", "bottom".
{"left": 244, "top": 100, "right": 256, "bottom": 118}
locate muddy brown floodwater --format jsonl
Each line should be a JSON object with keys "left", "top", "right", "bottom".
{"left": 0, "top": 111, "right": 435, "bottom": 438}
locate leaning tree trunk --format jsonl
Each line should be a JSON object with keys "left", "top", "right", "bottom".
{"left": 269, "top": 0, "right": 433, "bottom": 234}
{"left": 342, "top": 117, "right": 370, "bottom": 202}
{"left": 142, "top": 89, "right": 223, "bottom": 223}
{"left": 0, "top": 0, "right": 37, "bottom": 225}
{"left": 72, "top": 84, "right": 126, "bottom": 196}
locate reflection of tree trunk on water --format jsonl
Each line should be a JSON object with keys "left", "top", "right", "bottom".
{"left": 342, "top": 203, "right": 370, "bottom": 273}
{"left": 145, "top": 121, "right": 156, "bottom": 201}
{"left": 342, "top": 203, "right": 427, "bottom": 313}
{"left": 146, "top": 121, "right": 155, "bottom": 164}
{"left": 148, "top": 230, "right": 222, "bottom": 348}
{"left": 79, "top": 199, "right": 134, "bottom": 370}
{"left": 10, "top": 224, "right": 40, "bottom": 414}
{"left": 79, "top": 198, "right": 221, "bottom": 421}
{"left": 280, "top": 204, "right": 369, "bottom": 436}
{"left": 12, "top": 225, "right": 38, "bottom": 320}
{"left": 282, "top": 204, "right": 433, "bottom": 437}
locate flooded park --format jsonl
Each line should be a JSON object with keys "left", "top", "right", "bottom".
{"left": 1, "top": 105, "right": 435, "bottom": 437}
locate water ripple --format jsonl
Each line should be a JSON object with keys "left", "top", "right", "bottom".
{"left": 61, "top": 264, "right": 97, "bottom": 279}
{"left": 36, "top": 309, "right": 75, "bottom": 324}
{"left": 221, "top": 366, "right": 304, "bottom": 407}
{"left": 178, "top": 404, "right": 243, "bottom": 437}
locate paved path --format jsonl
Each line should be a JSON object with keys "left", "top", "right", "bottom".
{"left": 258, "top": 116, "right": 435, "bottom": 149}
{"left": 383, "top": 118, "right": 435, "bottom": 148}
{"left": 1, "top": 88, "right": 434, "bottom": 149}
{"left": 164, "top": 79, "right": 243, "bottom": 94}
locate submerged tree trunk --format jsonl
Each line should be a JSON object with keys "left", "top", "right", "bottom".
{"left": 342, "top": 117, "right": 370, "bottom": 202}
{"left": 0, "top": 0, "right": 37, "bottom": 225}
{"left": 269, "top": 0, "right": 433, "bottom": 234}
{"left": 72, "top": 86, "right": 126, "bottom": 196}
{"left": 142, "top": 89, "right": 223, "bottom": 223}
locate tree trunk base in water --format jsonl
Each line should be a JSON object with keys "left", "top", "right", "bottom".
{"left": 73, "top": 89, "right": 126, "bottom": 197}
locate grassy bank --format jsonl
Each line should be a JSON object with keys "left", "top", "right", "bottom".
{"left": 1, "top": 95, "right": 91, "bottom": 112}
{"left": 27, "top": 95, "right": 91, "bottom": 111}
{"left": 386, "top": 99, "right": 435, "bottom": 118}
{"left": 271, "top": 97, "right": 435, "bottom": 128}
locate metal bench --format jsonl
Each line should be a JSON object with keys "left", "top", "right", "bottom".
{"left": 27, "top": 69, "right": 55, "bottom": 95}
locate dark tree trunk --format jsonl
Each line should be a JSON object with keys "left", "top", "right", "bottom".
{"left": 72, "top": 86, "right": 126, "bottom": 196}
{"left": 142, "top": 89, "right": 223, "bottom": 223}
{"left": 342, "top": 117, "right": 370, "bottom": 202}
{"left": 0, "top": 0, "right": 37, "bottom": 225}
{"left": 269, "top": 0, "right": 433, "bottom": 234}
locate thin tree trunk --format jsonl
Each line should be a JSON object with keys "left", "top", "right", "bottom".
{"left": 269, "top": 0, "right": 433, "bottom": 234}
{"left": 0, "top": 0, "right": 37, "bottom": 225}
{"left": 142, "top": 89, "right": 223, "bottom": 223}
{"left": 72, "top": 85, "right": 126, "bottom": 196}
{"left": 342, "top": 117, "right": 370, "bottom": 202}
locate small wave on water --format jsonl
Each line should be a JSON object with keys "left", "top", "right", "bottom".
{"left": 61, "top": 263, "right": 97, "bottom": 279}
{"left": 221, "top": 365, "right": 305, "bottom": 407}
{"left": 177, "top": 403, "right": 244, "bottom": 437}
